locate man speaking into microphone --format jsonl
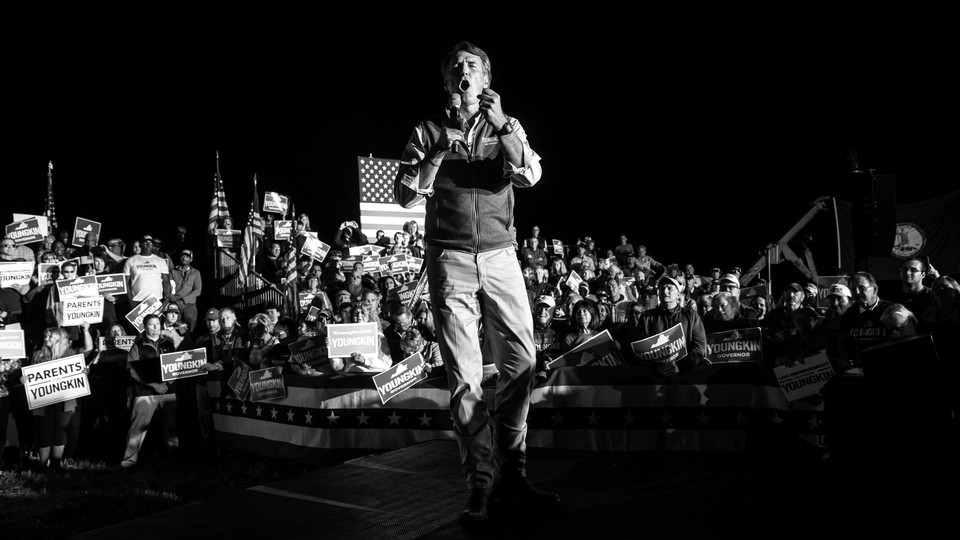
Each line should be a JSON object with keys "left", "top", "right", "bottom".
{"left": 394, "top": 41, "right": 558, "bottom": 521}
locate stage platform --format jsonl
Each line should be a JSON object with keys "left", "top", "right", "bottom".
{"left": 71, "top": 438, "right": 952, "bottom": 539}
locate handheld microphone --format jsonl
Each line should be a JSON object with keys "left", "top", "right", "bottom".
{"left": 447, "top": 92, "right": 465, "bottom": 153}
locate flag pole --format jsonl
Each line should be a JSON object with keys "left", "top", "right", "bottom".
{"left": 831, "top": 197, "right": 842, "bottom": 271}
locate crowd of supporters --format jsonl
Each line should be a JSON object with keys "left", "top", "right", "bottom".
{"left": 2, "top": 218, "right": 957, "bottom": 473}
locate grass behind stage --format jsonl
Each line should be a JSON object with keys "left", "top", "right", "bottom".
{"left": 0, "top": 447, "right": 365, "bottom": 540}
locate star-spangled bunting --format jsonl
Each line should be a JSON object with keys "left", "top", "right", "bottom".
{"left": 357, "top": 156, "right": 426, "bottom": 240}
{"left": 212, "top": 397, "right": 822, "bottom": 435}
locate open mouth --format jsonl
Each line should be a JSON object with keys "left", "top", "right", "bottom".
{"left": 458, "top": 79, "right": 470, "bottom": 93}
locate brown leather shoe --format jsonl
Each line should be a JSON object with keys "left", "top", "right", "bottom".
{"left": 460, "top": 487, "right": 492, "bottom": 521}
{"left": 495, "top": 477, "right": 561, "bottom": 507}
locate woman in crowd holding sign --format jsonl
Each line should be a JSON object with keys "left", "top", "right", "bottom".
{"left": 561, "top": 300, "right": 601, "bottom": 353}
{"left": 24, "top": 322, "right": 93, "bottom": 473}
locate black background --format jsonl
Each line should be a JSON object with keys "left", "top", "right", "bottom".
{"left": 6, "top": 13, "right": 957, "bottom": 274}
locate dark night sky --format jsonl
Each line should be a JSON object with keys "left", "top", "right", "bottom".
{"left": 5, "top": 14, "right": 957, "bottom": 274}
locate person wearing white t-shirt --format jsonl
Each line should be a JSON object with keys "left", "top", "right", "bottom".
{"left": 123, "top": 236, "right": 171, "bottom": 309}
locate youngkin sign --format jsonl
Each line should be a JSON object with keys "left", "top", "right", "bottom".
{"left": 373, "top": 352, "right": 427, "bottom": 404}
{"left": 630, "top": 324, "right": 688, "bottom": 365}
{"left": 160, "top": 348, "right": 208, "bottom": 382}
{"left": 249, "top": 366, "right": 287, "bottom": 402}
{"left": 22, "top": 354, "right": 91, "bottom": 410}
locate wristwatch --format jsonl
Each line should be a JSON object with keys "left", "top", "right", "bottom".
{"left": 496, "top": 121, "right": 514, "bottom": 137}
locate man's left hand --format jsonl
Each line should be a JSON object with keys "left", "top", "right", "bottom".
{"left": 478, "top": 88, "right": 507, "bottom": 130}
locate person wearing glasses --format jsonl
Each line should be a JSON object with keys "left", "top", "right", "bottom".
{"left": 839, "top": 271, "right": 893, "bottom": 362}
{"left": 715, "top": 273, "right": 760, "bottom": 323}
{"left": 890, "top": 257, "right": 939, "bottom": 319}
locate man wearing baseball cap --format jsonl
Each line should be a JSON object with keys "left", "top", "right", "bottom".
{"left": 532, "top": 295, "right": 560, "bottom": 376}
{"left": 169, "top": 248, "right": 202, "bottom": 333}
{"left": 818, "top": 283, "right": 854, "bottom": 369}
{"left": 717, "top": 273, "right": 760, "bottom": 323}
{"left": 633, "top": 275, "right": 707, "bottom": 376}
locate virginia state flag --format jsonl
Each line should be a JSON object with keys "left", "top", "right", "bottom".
{"left": 836, "top": 189, "right": 960, "bottom": 280}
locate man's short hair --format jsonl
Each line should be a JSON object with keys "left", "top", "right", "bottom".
{"left": 441, "top": 41, "right": 492, "bottom": 83}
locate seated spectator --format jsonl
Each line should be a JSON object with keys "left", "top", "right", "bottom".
{"left": 614, "top": 301, "right": 645, "bottom": 354}
{"left": 399, "top": 327, "right": 443, "bottom": 376}
{"left": 413, "top": 302, "right": 437, "bottom": 342}
{"left": 385, "top": 304, "right": 415, "bottom": 364}
{"left": 634, "top": 275, "right": 707, "bottom": 376}
{"left": 879, "top": 303, "right": 920, "bottom": 341}
{"left": 560, "top": 299, "right": 600, "bottom": 353}
{"left": 704, "top": 292, "right": 753, "bottom": 334}
{"left": 248, "top": 313, "right": 280, "bottom": 369}
{"left": 330, "top": 301, "right": 392, "bottom": 373}
{"left": 750, "top": 294, "right": 770, "bottom": 322}
{"left": 764, "top": 283, "right": 822, "bottom": 366}
{"left": 716, "top": 273, "right": 760, "bottom": 323}
{"left": 532, "top": 295, "right": 561, "bottom": 374}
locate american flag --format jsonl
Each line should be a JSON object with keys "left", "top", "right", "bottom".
{"left": 239, "top": 176, "right": 264, "bottom": 282}
{"left": 44, "top": 161, "right": 58, "bottom": 235}
{"left": 207, "top": 152, "right": 231, "bottom": 233}
{"left": 358, "top": 156, "right": 426, "bottom": 240}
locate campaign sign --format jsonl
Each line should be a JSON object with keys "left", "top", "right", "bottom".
{"left": 362, "top": 255, "right": 381, "bottom": 277}
{"left": 0, "top": 261, "right": 34, "bottom": 289}
{"left": 773, "top": 352, "right": 835, "bottom": 401}
{"left": 394, "top": 281, "right": 419, "bottom": 305}
{"left": 61, "top": 296, "right": 105, "bottom": 326}
{"left": 706, "top": 328, "right": 763, "bottom": 363}
{"left": 407, "top": 256, "right": 423, "bottom": 275}
{"left": 339, "top": 255, "right": 363, "bottom": 271}
{"left": 407, "top": 269, "right": 430, "bottom": 308}
{"left": 12, "top": 214, "right": 49, "bottom": 238}
{"left": 372, "top": 352, "right": 427, "bottom": 404}
{"left": 301, "top": 236, "right": 330, "bottom": 262}
{"left": 551, "top": 239, "right": 564, "bottom": 256}
{"left": 226, "top": 360, "right": 250, "bottom": 401}
{"left": 298, "top": 292, "right": 316, "bottom": 313}
{"left": 72, "top": 217, "right": 102, "bottom": 248}
{"left": 327, "top": 322, "right": 379, "bottom": 358}
{"left": 37, "top": 262, "right": 62, "bottom": 286}
{"left": 737, "top": 285, "right": 766, "bottom": 305}
{"left": 304, "top": 306, "right": 320, "bottom": 322}
{"left": 262, "top": 192, "right": 289, "bottom": 215}
{"left": 249, "top": 366, "right": 287, "bottom": 401}
{"left": 287, "top": 335, "right": 331, "bottom": 371}
{"left": 22, "top": 354, "right": 91, "bottom": 410}
{"left": 815, "top": 276, "right": 849, "bottom": 310}
{"left": 546, "top": 330, "right": 622, "bottom": 369}
{"left": 274, "top": 220, "right": 293, "bottom": 240}
{"left": 0, "top": 329, "right": 27, "bottom": 359}
{"left": 125, "top": 295, "right": 163, "bottom": 333}
{"left": 631, "top": 323, "right": 688, "bottom": 364}
{"left": 349, "top": 244, "right": 382, "bottom": 257}
{"left": 565, "top": 270, "right": 584, "bottom": 291}
{"left": 97, "top": 335, "right": 137, "bottom": 364}
{"left": 56, "top": 275, "right": 99, "bottom": 300}
{"left": 95, "top": 273, "right": 128, "bottom": 296}
{"left": 215, "top": 229, "right": 241, "bottom": 249}
{"left": 5, "top": 217, "right": 45, "bottom": 245}
{"left": 387, "top": 254, "right": 409, "bottom": 276}
{"left": 160, "top": 348, "right": 207, "bottom": 382}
